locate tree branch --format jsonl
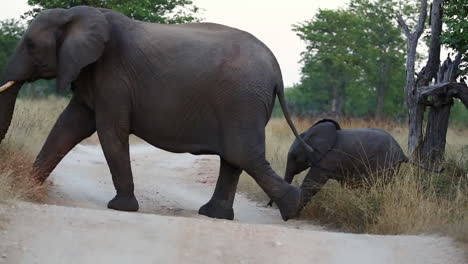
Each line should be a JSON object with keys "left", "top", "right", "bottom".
{"left": 396, "top": 13, "right": 411, "bottom": 38}
{"left": 418, "top": 82, "right": 468, "bottom": 108}
{"left": 447, "top": 83, "right": 468, "bottom": 108}
{"left": 416, "top": 0, "right": 442, "bottom": 87}
{"left": 450, "top": 53, "right": 463, "bottom": 81}
{"left": 415, "top": 0, "right": 429, "bottom": 38}
{"left": 418, "top": 82, "right": 452, "bottom": 98}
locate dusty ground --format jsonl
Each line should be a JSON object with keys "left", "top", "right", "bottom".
{"left": 0, "top": 143, "right": 465, "bottom": 263}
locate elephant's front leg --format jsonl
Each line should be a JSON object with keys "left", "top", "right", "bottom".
{"left": 96, "top": 112, "right": 138, "bottom": 212}
{"left": 199, "top": 159, "right": 242, "bottom": 220}
{"left": 33, "top": 97, "right": 96, "bottom": 183}
{"left": 300, "top": 167, "right": 328, "bottom": 207}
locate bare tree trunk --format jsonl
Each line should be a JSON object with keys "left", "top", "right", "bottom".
{"left": 414, "top": 0, "right": 446, "bottom": 163}
{"left": 331, "top": 80, "right": 345, "bottom": 118}
{"left": 416, "top": 0, "right": 443, "bottom": 88}
{"left": 419, "top": 55, "right": 462, "bottom": 163}
{"left": 397, "top": 0, "right": 428, "bottom": 155}
{"left": 375, "top": 60, "right": 393, "bottom": 120}
{"left": 420, "top": 102, "right": 452, "bottom": 162}
{"left": 375, "top": 85, "right": 385, "bottom": 120}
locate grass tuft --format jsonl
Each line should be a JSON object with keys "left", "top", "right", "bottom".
{"left": 0, "top": 149, "right": 47, "bottom": 202}
{"left": 238, "top": 117, "right": 468, "bottom": 243}
{"left": 0, "top": 97, "right": 67, "bottom": 203}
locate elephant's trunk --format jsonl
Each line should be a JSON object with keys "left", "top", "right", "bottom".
{"left": 0, "top": 81, "right": 21, "bottom": 144}
{"left": 0, "top": 44, "right": 34, "bottom": 144}
{"left": 284, "top": 158, "right": 296, "bottom": 184}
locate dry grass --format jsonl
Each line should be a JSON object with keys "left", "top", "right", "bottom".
{"left": 239, "top": 117, "right": 468, "bottom": 243}
{"left": 3, "top": 97, "right": 68, "bottom": 154}
{"left": 0, "top": 97, "right": 67, "bottom": 203}
{"left": 303, "top": 167, "right": 466, "bottom": 240}
{"left": 0, "top": 150, "right": 47, "bottom": 202}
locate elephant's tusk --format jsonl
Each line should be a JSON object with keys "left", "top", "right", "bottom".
{"left": 0, "top": 81, "right": 16, "bottom": 92}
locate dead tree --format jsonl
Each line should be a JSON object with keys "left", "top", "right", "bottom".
{"left": 418, "top": 55, "right": 467, "bottom": 163}
{"left": 398, "top": 0, "right": 468, "bottom": 164}
{"left": 397, "top": 0, "right": 428, "bottom": 155}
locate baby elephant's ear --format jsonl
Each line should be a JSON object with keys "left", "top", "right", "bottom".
{"left": 305, "top": 121, "right": 339, "bottom": 164}
{"left": 57, "top": 6, "right": 110, "bottom": 92}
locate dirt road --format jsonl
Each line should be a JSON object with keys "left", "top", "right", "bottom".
{"left": 45, "top": 144, "right": 322, "bottom": 228}
{"left": 0, "top": 143, "right": 464, "bottom": 263}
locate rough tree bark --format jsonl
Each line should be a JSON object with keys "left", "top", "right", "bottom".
{"left": 418, "top": 55, "right": 466, "bottom": 163}
{"left": 414, "top": 0, "right": 444, "bottom": 162}
{"left": 397, "top": 0, "right": 428, "bottom": 155}
{"left": 398, "top": 0, "right": 468, "bottom": 164}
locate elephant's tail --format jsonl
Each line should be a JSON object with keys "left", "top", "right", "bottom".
{"left": 275, "top": 84, "right": 316, "bottom": 158}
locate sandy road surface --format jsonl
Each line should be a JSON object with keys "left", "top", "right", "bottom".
{"left": 45, "top": 144, "right": 322, "bottom": 228}
{"left": 0, "top": 143, "right": 465, "bottom": 263}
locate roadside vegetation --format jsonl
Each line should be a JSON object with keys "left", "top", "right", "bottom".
{"left": 239, "top": 117, "right": 468, "bottom": 243}
{"left": 0, "top": 97, "right": 67, "bottom": 202}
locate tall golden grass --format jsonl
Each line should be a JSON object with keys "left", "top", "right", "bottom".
{"left": 239, "top": 118, "right": 468, "bottom": 242}
{"left": 0, "top": 97, "right": 67, "bottom": 202}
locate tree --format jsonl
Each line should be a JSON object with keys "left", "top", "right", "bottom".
{"left": 24, "top": 0, "right": 200, "bottom": 24}
{"left": 397, "top": 0, "right": 468, "bottom": 163}
{"left": 442, "top": 0, "right": 468, "bottom": 68}
{"left": 349, "top": 0, "right": 406, "bottom": 119}
{"left": 294, "top": 9, "right": 365, "bottom": 117}
{"left": 396, "top": 0, "right": 429, "bottom": 154}
{"left": 293, "top": 2, "right": 406, "bottom": 119}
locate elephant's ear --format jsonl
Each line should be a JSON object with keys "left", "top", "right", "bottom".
{"left": 304, "top": 121, "right": 339, "bottom": 164}
{"left": 57, "top": 6, "right": 110, "bottom": 92}
{"left": 312, "top": 118, "right": 341, "bottom": 130}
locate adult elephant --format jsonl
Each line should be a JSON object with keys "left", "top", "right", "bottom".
{"left": 0, "top": 6, "right": 313, "bottom": 221}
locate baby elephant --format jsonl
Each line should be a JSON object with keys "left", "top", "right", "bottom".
{"left": 270, "top": 119, "right": 422, "bottom": 207}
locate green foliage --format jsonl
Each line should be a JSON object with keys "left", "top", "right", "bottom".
{"left": 291, "top": 0, "right": 406, "bottom": 118}
{"left": 450, "top": 99, "right": 468, "bottom": 127}
{"left": 0, "top": 19, "right": 25, "bottom": 77}
{"left": 24, "top": 0, "right": 200, "bottom": 23}
{"left": 293, "top": 9, "right": 364, "bottom": 116}
{"left": 442, "top": 0, "right": 468, "bottom": 68}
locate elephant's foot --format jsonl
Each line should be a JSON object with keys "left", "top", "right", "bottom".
{"left": 198, "top": 200, "right": 234, "bottom": 220}
{"left": 107, "top": 194, "right": 139, "bottom": 212}
{"left": 274, "top": 186, "right": 303, "bottom": 221}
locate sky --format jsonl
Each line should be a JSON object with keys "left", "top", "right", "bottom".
{"left": 0, "top": 0, "right": 350, "bottom": 87}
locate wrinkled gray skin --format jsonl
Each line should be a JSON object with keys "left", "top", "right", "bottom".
{"left": 283, "top": 119, "right": 408, "bottom": 206}
{"left": 0, "top": 6, "right": 312, "bottom": 221}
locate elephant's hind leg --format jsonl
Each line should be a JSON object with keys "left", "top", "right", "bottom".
{"left": 242, "top": 156, "right": 302, "bottom": 221}
{"left": 199, "top": 158, "right": 242, "bottom": 220}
